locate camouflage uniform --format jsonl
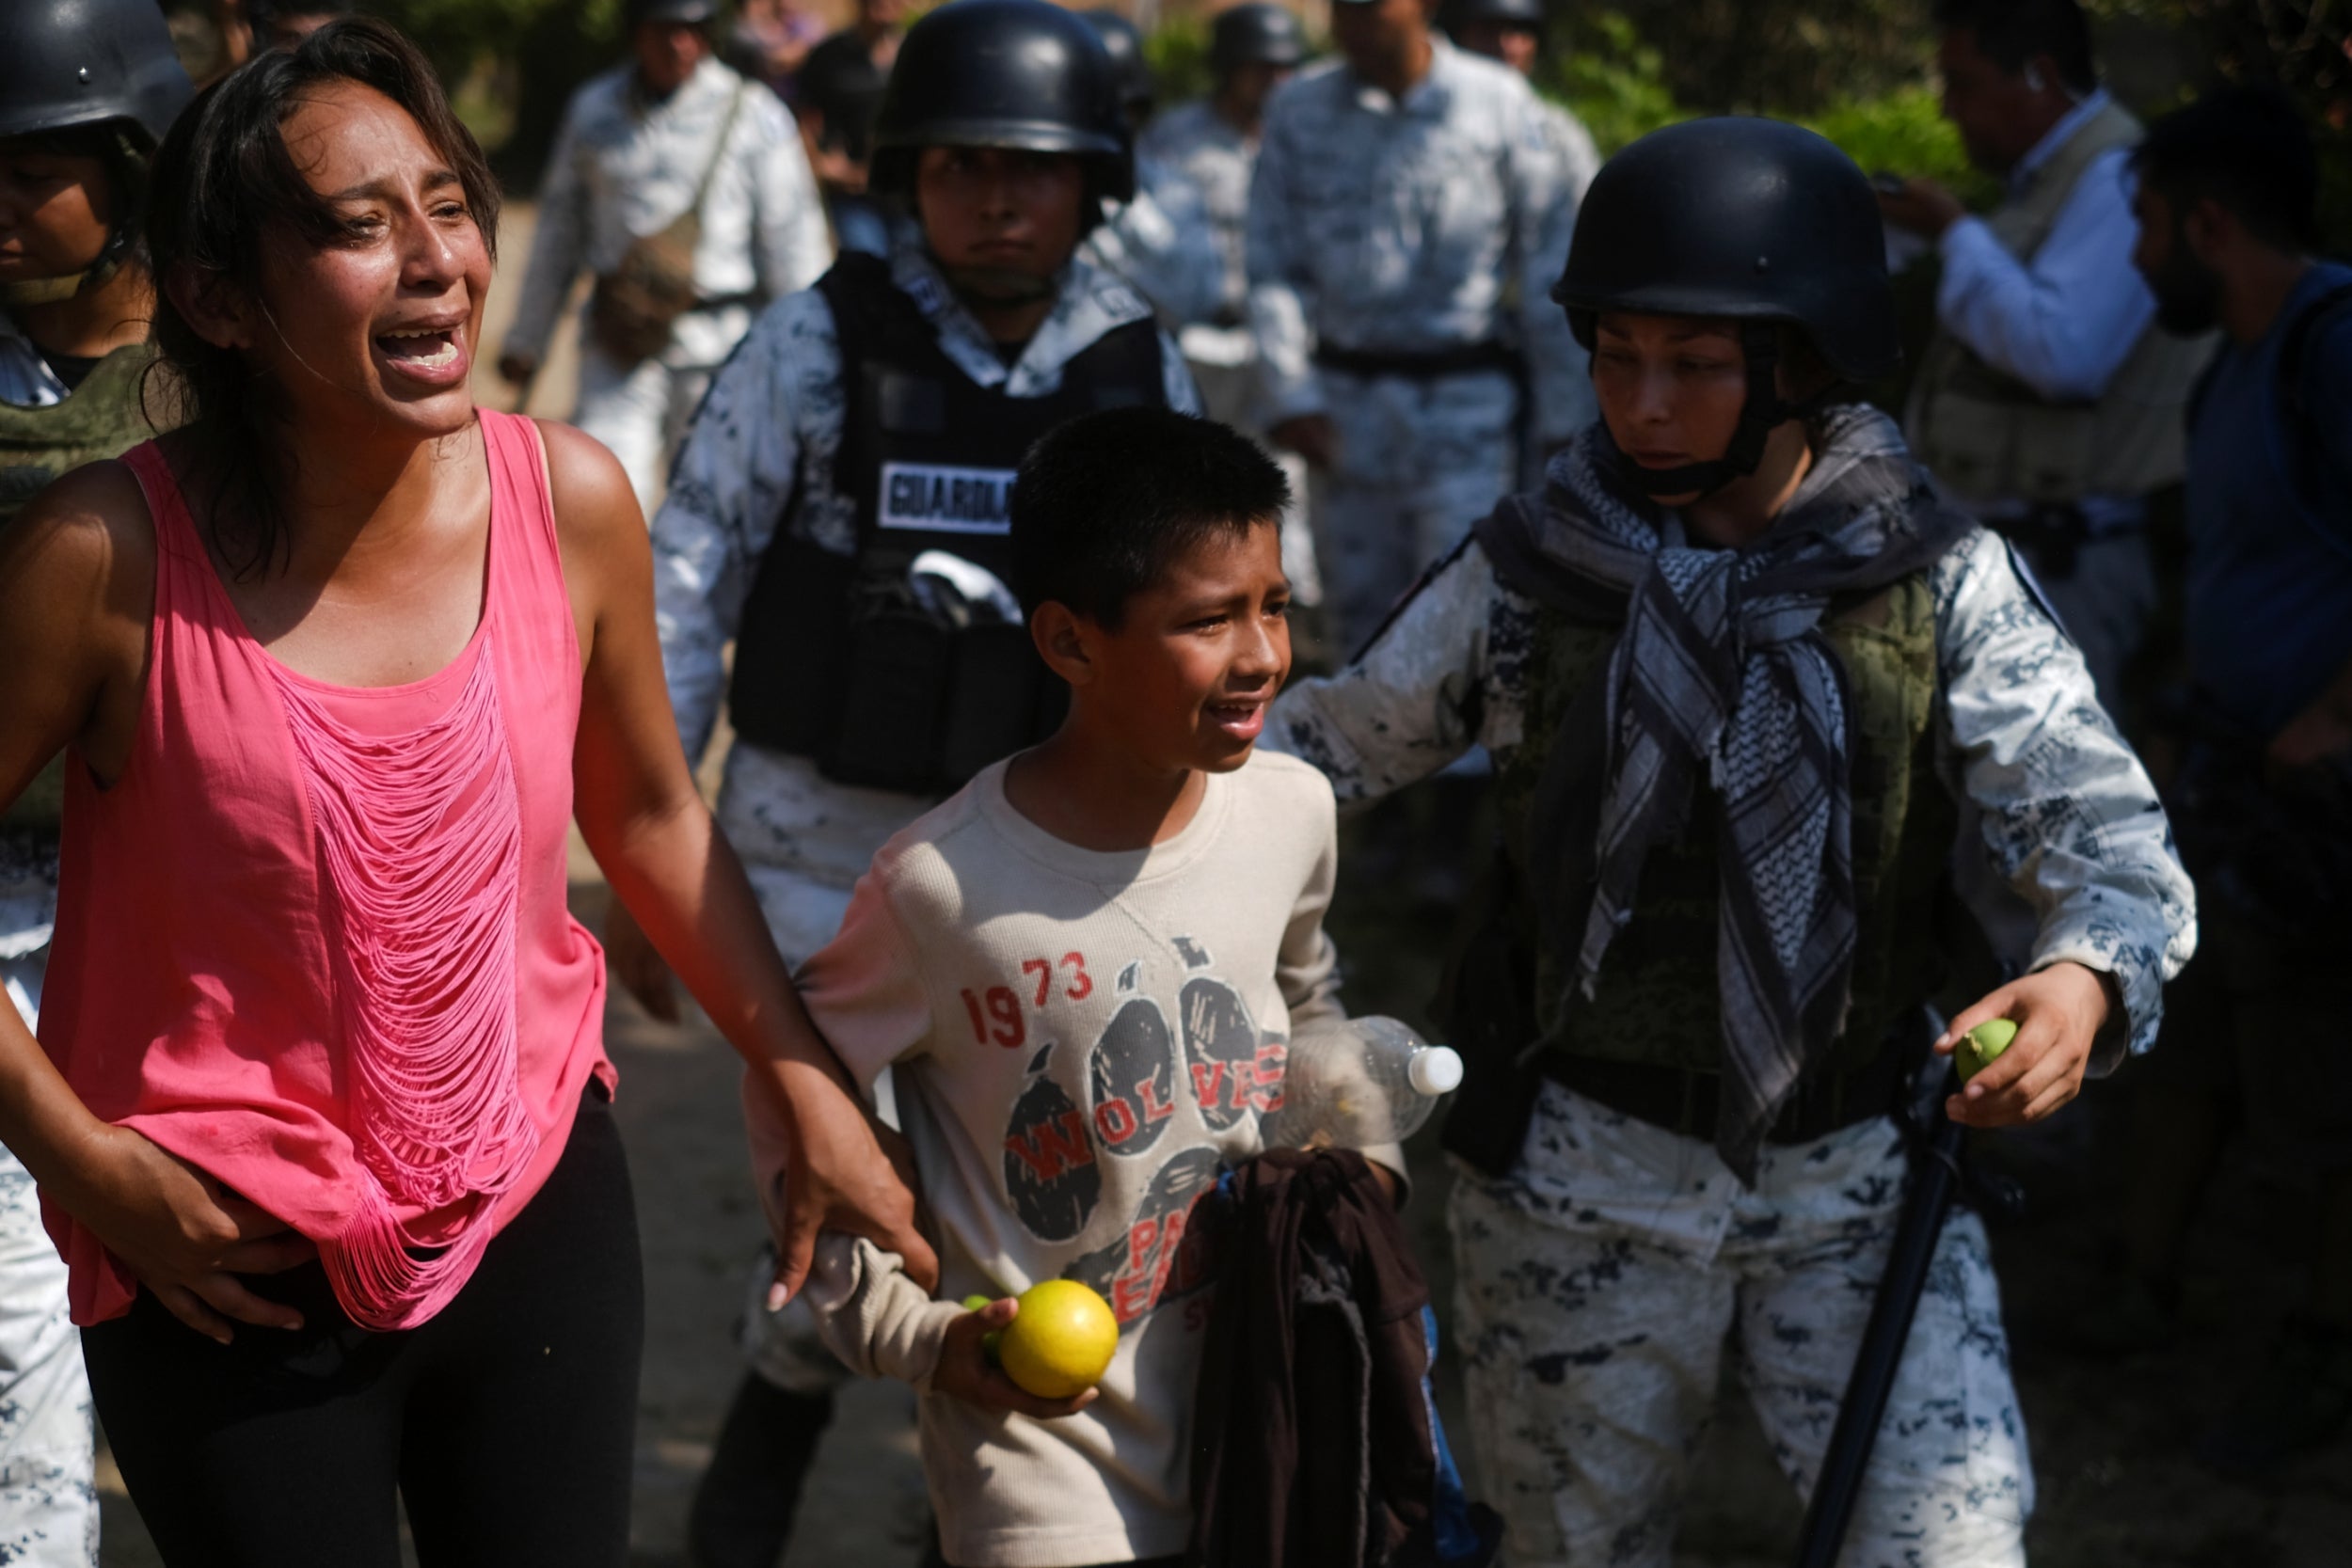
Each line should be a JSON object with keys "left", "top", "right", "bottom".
{"left": 0, "top": 317, "right": 141, "bottom": 1568}
{"left": 1141, "top": 98, "right": 1323, "bottom": 606}
{"left": 1267, "top": 489, "right": 2195, "bottom": 1564}
{"left": 1247, "top": 40, "right": 1589, "bottom": 652}
{"left": 653, "top": 235, "right": 1200, "bottom": 1391}
{"left": 504, "top": 55, "right": 831, "bottom": 509}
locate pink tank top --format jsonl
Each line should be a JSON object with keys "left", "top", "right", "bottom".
{"left": 40, "top": 410, "right": 612, "bottom": 1330}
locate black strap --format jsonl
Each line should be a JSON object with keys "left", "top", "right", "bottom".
{"left": 1312, "top": 340, "right": 1523, "bottom": 381}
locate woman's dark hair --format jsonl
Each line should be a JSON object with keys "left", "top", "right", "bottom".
{"left": 2134, "top": 86, "right": 2320, "bottom": 254}
{"left": 147, "top": 17, "right": 500, "bottom": 578}
{"left": 1010, "top": 408, "right": 1292, "bottom": 627}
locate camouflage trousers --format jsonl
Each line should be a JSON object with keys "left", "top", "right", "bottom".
{"left": 1312, "top": 367, "right": 1518, "bottom": 657}
{"left": 714, "top": 745, "right": 922, "bottom": 1395}
{"left": 0, "top": 941, "right": 99, "bottom": 1568}
{"left": 1449, "top": 1080, "right": 2031, "bottom": 1568}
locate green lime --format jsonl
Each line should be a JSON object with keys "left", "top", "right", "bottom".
{"left": 961, "top": 1293, "right": 1003, "bottom": 1366}
{"left": 1957, "top": 1018, "right": 2018, "bottom": 1083}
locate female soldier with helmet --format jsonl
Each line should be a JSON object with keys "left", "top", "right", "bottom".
{"left": 1268, "top": 118, "right": 2196, "bottom": 1564}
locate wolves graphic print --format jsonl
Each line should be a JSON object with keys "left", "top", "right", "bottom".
{"left": 791, "top": 750, "right": 1375, "bottom": 1566}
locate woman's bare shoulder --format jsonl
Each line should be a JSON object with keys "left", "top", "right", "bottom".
{"left": 0, "top": 458, "right": 160, "bottom": 620}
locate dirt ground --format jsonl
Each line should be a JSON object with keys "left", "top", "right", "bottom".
{"left": 90, "top": 203, "right": 2352, "bottom": 1567}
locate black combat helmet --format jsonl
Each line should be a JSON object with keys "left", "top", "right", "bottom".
{"left": 798, "top": 32, "right": 887, "bottom": 163}
{"left": 1079, "top": 9, "right": 1155, "bottom": 129}
{"left": 1, "top": 0, "right": 193, "bottom": 306}
{"left": 1552, "top": 117, "right": 1899, "bottom": 495}
{"left": 625, "top": 0, "right": 721, "bottom": 29}
{"left": 1, "top": 0, "right": 194, "bottom": 150}
{"left": 870, "top": 0, "right": 1133, "bottom": 204}
{"left": 1442, "top": 0, "right": 1547, "bottom": 34}
{"left": 1211, "top": 4, "right": 1308, "bottom": 74}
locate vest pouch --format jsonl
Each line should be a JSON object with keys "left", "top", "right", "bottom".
{"left": 937, "top": 624, "right": 1056, "bottom": 787}
{"left": 589, "top": 216, "right": 703, "bottom": 367}
{"left": 819, "top": 580, "right": 953, "bottom": 792}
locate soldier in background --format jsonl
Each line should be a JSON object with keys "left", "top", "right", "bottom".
{"left": 1139, "top": 5, "right": 1327, "bottom": 652}
{"left": 0, "top": 8, "right": 192, "bottom": 1561}
{"left": 1075, "top": 8, "right": 1226, "bottom": 330}
{"left": 1881, "top": 0, "right": 2213, "bottom": 720}
{"left": 498, "top": 0, "right": 830, "bottom": 510}
{"left": 1248, "top": 0, "right": 1588, "bottom": 656}
{"left": 1440, "top": 0, "right": 1600, "bottom": 200}
{"left": 792, "top": 31, "right": 894, "bottom": 257}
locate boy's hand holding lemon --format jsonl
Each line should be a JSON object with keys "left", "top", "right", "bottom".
{"left": 937, "top": 1280, "right": 1118, "bottom": 1419}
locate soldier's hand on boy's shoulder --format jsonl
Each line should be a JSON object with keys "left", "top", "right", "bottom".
{"left": 934, "top": 1297, "right": 1102, "bottom": 1421}
{"left": 1934, "top": 961, "right": 2114, "bottom": 1129}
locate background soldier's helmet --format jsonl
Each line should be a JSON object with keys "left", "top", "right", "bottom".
{"left": 1, "top": 0, "right": 195, "bottom": 306}
{"left": 1551, "top": 116, "right": 1899, "bottom": 384}
{"left": 1440, "top": 0, "right": 1549, "bottom": 38}
{"left": 1079, "top": 9, "right": 1155, "bottom": 131}
{"left": 2, "top": 0, "right": 195, "bottom": 150}
{"left": 624, "top": 0, "right": 722, "bottom": 31}
{"left": 1210, "top": 4, "right": 1308, "bottom": 75}
{"left": 798, "top": 32, "right": 887, "bottom": 163}
{"left": 869, "top": 0, "right": 1134, "bottom": 206}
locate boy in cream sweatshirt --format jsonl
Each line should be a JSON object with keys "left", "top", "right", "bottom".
{"left": 777, "top": 408, "right": 1397, "bottom": 1567}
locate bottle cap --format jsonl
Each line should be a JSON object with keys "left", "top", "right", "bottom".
{"left": 1408, "top": 1045, "right": 1463, "bottom": 1097}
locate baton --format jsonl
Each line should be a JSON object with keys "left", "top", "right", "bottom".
{"left": 1791, "top": 1069, "right": 1966, "bottom": 1568}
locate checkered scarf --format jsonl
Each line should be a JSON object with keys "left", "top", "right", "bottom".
{"left": 1490, "top": 404, "right": 1969, "bottom": 1180}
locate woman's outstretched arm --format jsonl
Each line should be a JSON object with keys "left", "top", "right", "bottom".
{"left": 547, "top": 419, "right": 939, "bottom": 1302}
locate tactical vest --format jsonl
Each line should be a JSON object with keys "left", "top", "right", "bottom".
{"left": 0, "top": 340, "right": 157, "bottom": 525}
{"left": 1907, "top": 99, "right": 2214, "bottom": 504}
{"left": 0, "top": 338, "right": 161, "bottom": 832}
{"left": 1492, "top": 574, "right": 1959, "bottom": 1079}
{"left": 728, "top": 253, "right": 1168, "bottom": 795}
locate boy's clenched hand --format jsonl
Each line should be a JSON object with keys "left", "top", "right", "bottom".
{"left": 933, "top": 1297, "right": 1102, "bottom": 1420}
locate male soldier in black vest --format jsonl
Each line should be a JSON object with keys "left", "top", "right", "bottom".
{"left": 0, "top": 6, "right": 191, "bottom": 1560}
{"left": 613, "top": 4, "right": 1199, "bottom": 1560}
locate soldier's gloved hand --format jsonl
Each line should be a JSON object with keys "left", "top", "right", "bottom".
{"left": 604, "top": 897, "right": 681, "bottom": 1023}
{"left": 1270, "top": 414, "right": 1338, "bottom": 472}
{"left": 1936, "top": 960, "right": 2114, "bottom": 1128}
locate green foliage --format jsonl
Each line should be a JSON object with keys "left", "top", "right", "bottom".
{"left": 1538, "top": 11, "right": 1681, "bottom": 154}
{"left": 1144, "top": 11, "right": 1215, "bottom": 114}
{"left": 1804, "top": 86, "right": 2000, "bottom": 207}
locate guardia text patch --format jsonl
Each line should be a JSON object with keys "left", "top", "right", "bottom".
{"left": 878, "top": 462, "right": 1017, "bottom": 534}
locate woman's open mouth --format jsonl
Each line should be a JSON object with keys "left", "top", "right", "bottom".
{"left": 373, "top": 324, "right": 469, "bottom": 385}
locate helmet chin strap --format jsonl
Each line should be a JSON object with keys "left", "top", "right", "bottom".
{"left": 938, "top": 261, "right": 1058, "bottom": 307}
{"left": 1607, "top": 321, "right": 1789, "bottom": 500}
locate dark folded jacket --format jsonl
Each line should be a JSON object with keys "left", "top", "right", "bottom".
{"left": 1189, "top": 1148, "right": 1448, "bottom": 1567}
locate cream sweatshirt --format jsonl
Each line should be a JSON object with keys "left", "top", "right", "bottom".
{"left": 792, "top": 751, "right": 1359, "bottom": 1567}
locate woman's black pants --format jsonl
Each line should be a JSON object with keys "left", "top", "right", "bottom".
{"left": 83, "top": 1086, "right": 644, "bottom": 1568}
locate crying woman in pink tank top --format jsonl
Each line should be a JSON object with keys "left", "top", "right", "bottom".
{"left": 0, "top": 19, "right": 930, "bottom": 1565}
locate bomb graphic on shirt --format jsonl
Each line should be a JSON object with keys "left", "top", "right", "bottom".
{"left": 1088, "top": 993, "right": 1181, "bottom": 1158}
{"left": 1003, "top": 1043, "right": 1102, "bottom": 1243}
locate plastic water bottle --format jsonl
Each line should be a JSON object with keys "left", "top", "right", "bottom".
{"left": 1263, "top": 1015, "right": 1465, "bottom": 1149}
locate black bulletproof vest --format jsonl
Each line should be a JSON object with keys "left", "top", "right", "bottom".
{"left": 728, "top": 252, "right": 1167, "bottom": 794}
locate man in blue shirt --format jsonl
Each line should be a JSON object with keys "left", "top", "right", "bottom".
{"left": 2109, "top": 84, "right": 2352, "bottom": 1476}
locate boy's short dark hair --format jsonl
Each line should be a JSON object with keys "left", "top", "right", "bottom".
{"left": 2134, "top": 85, "right": 2320, "bottom": 253}
{"left": 1932, "top": 0, "right": 2097, "bottom": 95}
{"left": 1010, "top": 408, "right": 1292, "bottom": 627}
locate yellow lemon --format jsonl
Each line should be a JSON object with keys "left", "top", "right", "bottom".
{"left": 1957, "top": 1018, "right": 2018, "bottom": 1084}
{"left": 997, "top": 1279, "right": 1119, "bottom": 1400}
